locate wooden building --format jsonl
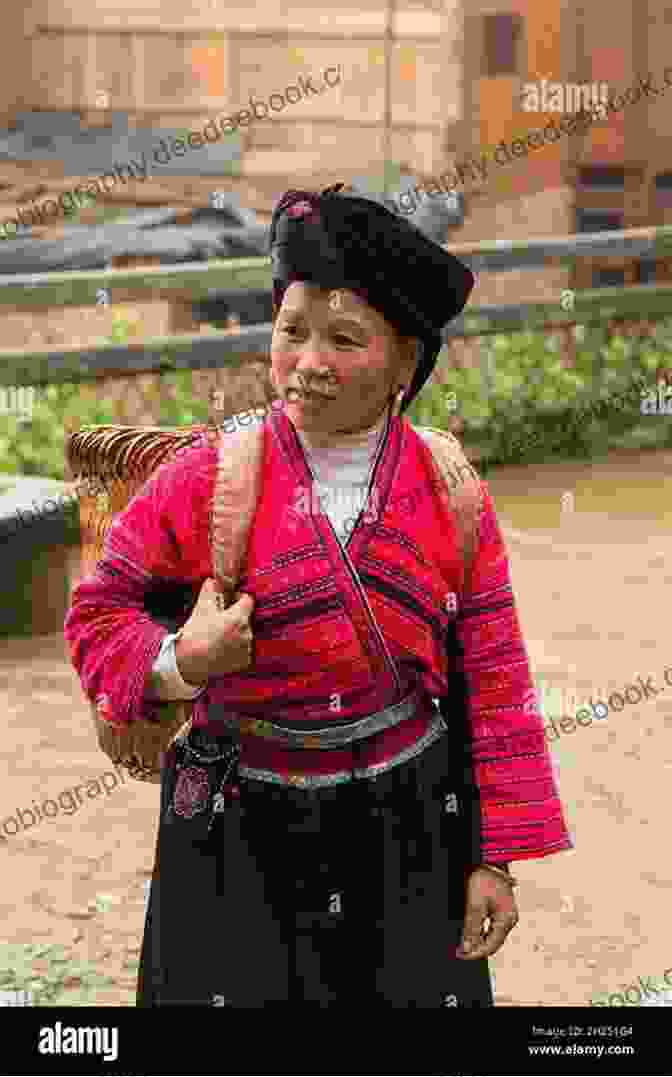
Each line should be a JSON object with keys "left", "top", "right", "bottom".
{"left": 0, "top": 1, "right": 670, "bottom": 307}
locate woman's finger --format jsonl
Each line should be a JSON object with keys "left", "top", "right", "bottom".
{"left": 231, "top": 593, "right": 255, "bottom": 620}
{"left": 457, "top": 902, "right": 519, "bottom": 961}
{"left": 457, "top": 900, "right": 487, "bottom": 958}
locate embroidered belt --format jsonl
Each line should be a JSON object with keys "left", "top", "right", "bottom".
{"left": 207, "top": 687, "right": 421, "bottom": 750}
{"left": 171, "top": 710, "right": 448, "bottom": 809}
{"left": 239, "top": 710, "right": 448, "bottom": 788}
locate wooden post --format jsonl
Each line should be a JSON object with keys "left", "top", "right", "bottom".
{"left": 561, "top": 324, "right": 577, "bottom": 368}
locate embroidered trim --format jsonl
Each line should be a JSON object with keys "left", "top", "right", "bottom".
{"left": 239, "top": 766, "right": 353, "bottom": 788}
{"left": 353, "top": 710, "right": 447, "bottom": 779}
{"left": 172, "top": 766, "right": 210, "bottom": 818}
{"left": 207, "top": 688, "right": 421, "bottom": 749}
{"left": 236, "top": 711, "right": 448, "bottom": 788}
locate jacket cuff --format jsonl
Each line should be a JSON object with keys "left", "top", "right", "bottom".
{"left": 150, "top": 632, "right": 207, "bottom": 701}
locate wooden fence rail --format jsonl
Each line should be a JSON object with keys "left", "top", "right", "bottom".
{"left": 0, "top": 222, "right": 671, "bottom": 310}
{"left": 0, "top": 281, "right": 670, "bottom": 388}
{"left": 0, "top": 224, "right": 671, "bottom": 428}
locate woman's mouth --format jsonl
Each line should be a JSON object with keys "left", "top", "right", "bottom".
{"left": 287, "top": 387, "right": 334, "bottom": 404}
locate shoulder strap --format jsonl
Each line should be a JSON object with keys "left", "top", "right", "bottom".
{"left": 210, "top": 416, "right": 266, "bottom": 600}
{"left": 415, "top": 425, "right": 483, "bottom": 598}
{"left": 209, "top": 415, "right": 483, "bottom": 602}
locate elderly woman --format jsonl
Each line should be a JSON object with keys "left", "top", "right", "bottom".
{"left": 65, "top": 184, "right": 571, "bottom": 1008}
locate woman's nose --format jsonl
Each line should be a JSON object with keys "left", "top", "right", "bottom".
{"left": 294, "top": 349, "right": 338, "bottom": 378}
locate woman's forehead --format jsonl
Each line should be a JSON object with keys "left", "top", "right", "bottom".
{"left": 278, "top": 282, "right": 388, "bottom": 331}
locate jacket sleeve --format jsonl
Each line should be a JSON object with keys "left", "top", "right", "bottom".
{"left": 455, "top": 480, "right": 573, "bottom": 864}
{"left": 64, "top": 435, "right": 217, "bottom": 727}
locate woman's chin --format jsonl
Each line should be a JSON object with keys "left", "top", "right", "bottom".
{"left": 286, "top": 396, "right": 333, "bottom": 424}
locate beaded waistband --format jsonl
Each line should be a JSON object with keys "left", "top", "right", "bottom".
{"left": 206, "top": 688, "right": 422, "bottom": 750}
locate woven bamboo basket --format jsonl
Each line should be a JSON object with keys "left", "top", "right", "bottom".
{"left": 66, "top": 423, "right": 219, "bottom": 782}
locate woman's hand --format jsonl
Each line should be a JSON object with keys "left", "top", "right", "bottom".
{"left": 456, "top": 868, "right": 519, "bottom": 961}
{"left": 175, "top": 579, "right": 255, "bottom": 685}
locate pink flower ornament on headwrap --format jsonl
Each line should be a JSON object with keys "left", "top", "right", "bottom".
{"left": 285, "top": 200, "right": 317, "bottom": 219}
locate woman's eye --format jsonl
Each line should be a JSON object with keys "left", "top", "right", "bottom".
{"left": 278, "top": 327, "right": 356, "bottom": 347}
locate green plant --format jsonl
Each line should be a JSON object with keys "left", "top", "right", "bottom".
{"left": 0, "top": 373, "right": 210, "bottom": 479}
{"left": 107, "top": 310, "right": 143, "bottom": 345}
{"left": 62, "top": 192, "right": 99, "bottom": 219}
{"left": 0, "top": 942, "right": 116, "bottom": 1006}
{"left": 76, "top": 201, "right": 135, "bottom": 224}
{"left": 0, "top": 383, "right": 120, "bottom": 479}
{"left": 406, "top": 317, "right": 672, "bottom": 466}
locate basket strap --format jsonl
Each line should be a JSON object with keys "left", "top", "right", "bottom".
{"left": 416, "top": 426, "right": 483, "bottom": 599}
{"left": 210, "top": 421, "right": 266, "bottom": 599}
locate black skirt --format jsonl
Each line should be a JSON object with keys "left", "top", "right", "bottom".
{"left": 136, "top": 718, "right": 493, "bottom": 1008}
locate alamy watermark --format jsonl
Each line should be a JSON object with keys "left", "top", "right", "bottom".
{"left": 38, "top": 1022, "right": 119, "bottom": 1063}
{"left": 390, "top": 66, "right": 672, "bottom": 216}
{"left": 519, "top": 79, "right": 610, "bottom": 113}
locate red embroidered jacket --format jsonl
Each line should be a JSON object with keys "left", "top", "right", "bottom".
{"left": 65, "top": 408, "right": 572, "bottom": 864}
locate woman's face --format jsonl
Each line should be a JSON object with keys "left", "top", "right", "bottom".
{"left": 270, "top": 282, "right": 418, "bottom": 436}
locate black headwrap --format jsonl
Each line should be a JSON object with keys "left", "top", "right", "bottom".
{"left": 269, "top": 184, "right": 475, "bottom": 409}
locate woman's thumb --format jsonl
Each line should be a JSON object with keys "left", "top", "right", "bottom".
{"left": 234, "top": 592, "right": 254, "bottom": 612}
{"left": 197, "top": 577, "right": 229, "bottom": 606}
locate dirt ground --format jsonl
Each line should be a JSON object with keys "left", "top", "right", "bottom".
{"left": 1, "top": 477, "right": 671, "bottom": 1008}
